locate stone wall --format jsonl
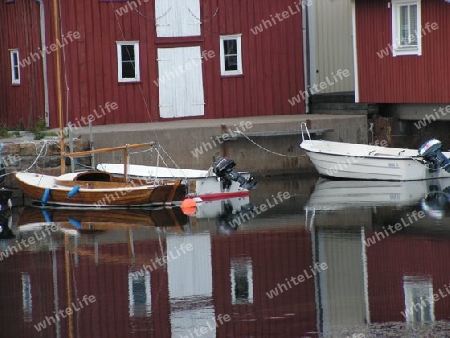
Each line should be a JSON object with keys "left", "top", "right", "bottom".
{"left": 1, "top": 138, "right": 90, "bottom": 188}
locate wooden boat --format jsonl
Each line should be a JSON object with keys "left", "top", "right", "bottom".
{"left": 15, "top": 143, "right": 186, "bottom": 207}
{"left": 300, "top": 138, "right": 450, "bottom": 181}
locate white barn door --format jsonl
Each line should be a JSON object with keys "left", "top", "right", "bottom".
{"left": 157, "top": 47, "right": 205, "bottom": 118}
{"left": 155, "top": 0, "right": 201, "bottom": 37}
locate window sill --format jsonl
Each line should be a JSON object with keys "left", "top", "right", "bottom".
{"left": 118, "top": 80, "right": 141, "bottom": 84}
{"left": 220, "top": 73, "right": 244, "bottom": 78}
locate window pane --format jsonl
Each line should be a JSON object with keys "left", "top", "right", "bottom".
{"left": 225, "top": 55, "right": 238, "bottom": 71}
{"left": 12, "top": 52, "right": 18, "bottom": 65}
{"left": 409, "top": 5, "right": 417, "bottom": 44}
{"left": 122, "top": 62, "right": 136, "bottom": 78}
{"left": 399, "top": 5, "right": 409, "bottom": 45}
{"left": 13, "top": 67, "right": 19, "bottom": 80}
{"left": 121, "top": 45, "right": 135, "bottom": 61}
{"left": 223, "top": 40, "right": 237, "bottom": 55}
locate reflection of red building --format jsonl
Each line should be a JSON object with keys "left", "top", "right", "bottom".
{"left": 366, "top": 232, "right": 450, "bottom": 323}
{"left": 212, "top": 229, "right": 316, "bottom": 337}
{"left": 0, "top": 226, "right": 316, "bottom": 337}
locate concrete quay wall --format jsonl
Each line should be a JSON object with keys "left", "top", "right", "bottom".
{"left": 72, "top": 115, "right": 367, "bottom": 175}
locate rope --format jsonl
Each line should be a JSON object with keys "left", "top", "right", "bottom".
{"left": 22, "top": 140, "right": 59, "bottom": 172}
{"left": 236, "top": 131, "right": 307, "bottom": 158}
{"left": 187, "top": 6, "right": 219, "bottom": 23}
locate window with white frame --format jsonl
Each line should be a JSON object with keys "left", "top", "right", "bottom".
{"left": 128, "top": 270, "right": 151, "bottom": 317}
{"left": 10, "top": 49, "right": 20, "bottom": 85}
{"left": 402, "top": 275, "right": 434, "bottom": 323}
{"left": 117, "top": 42, "right": 140, "bottom": 82}
{"left": 230, "top": 257, "right": 253, "bottom": 304}
{"left": 21, "top": 273, "right": 32, "bottom": 322}
{"left": 220, "top": 35, "right": 243, "bottom": 76}
{"left": 392, "top": 0, "right": 421, "bottom": 56}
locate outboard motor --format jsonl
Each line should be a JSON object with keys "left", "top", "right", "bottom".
{"left": 212, "top": 157, "right": 257, "bottom": 190}
{"left": 418, "top": 139, "right": 450, "bottom": 173}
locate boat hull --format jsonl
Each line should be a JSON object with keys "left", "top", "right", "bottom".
{"left": 15, "top": 172, "right": 186, "bottom": 207}
{"left": 97, "top": 163, "right": 251, "bottom": 197}
{"left": 301, "top": 140, "right": 450, "bottom": 181}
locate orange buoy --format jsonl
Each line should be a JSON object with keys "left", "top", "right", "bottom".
{"left": 181, "top": 198, "right": 197, "bottom": 215}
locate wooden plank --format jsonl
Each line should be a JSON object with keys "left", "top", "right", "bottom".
{"left": 65, "top": 142, "right": 155, "bottom": 157}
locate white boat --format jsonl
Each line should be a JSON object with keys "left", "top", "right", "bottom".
{"left": 96, "top": 162, "right": 255, "bottom": 200}
{"left": 300, "top": 138, "right": 450, "bottom": 181}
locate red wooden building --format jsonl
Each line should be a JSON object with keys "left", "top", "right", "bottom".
{"left": 0, "top": 0, "right": 305, "bottom": 129}
{"left": 354, "top": 0, "right": 450, "bottom": 117}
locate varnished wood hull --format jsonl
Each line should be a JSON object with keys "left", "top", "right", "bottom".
{"left": 15, "top": 172, "right": 186, "bottom": 207}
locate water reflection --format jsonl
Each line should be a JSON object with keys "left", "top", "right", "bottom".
{"left": 3, "top": 176, "right": 450, "bottom": 337}
{"left": 306, "top": 177, "right": 450, "bottom": 337}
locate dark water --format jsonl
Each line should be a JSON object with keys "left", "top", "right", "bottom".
{"left": 2, "top": 175, "right": 450, "bottom": 338}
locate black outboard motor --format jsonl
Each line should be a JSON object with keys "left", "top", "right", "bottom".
{"left": 418, "top": 139, "right": 450, "bottom": 173}
{"left": 212, "top": 157, "right": 257, "bottom": 190}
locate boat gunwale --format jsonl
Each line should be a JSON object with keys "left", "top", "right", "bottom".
{"left": 301, "top": 148, "right": 421, "bottom": 161}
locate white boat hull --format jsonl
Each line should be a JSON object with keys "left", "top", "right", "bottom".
{"left": 300, "top": 140, "right": 450, "bottom": 181}
{"left": 97, "top": 163, "right": 250, "bottom": 196}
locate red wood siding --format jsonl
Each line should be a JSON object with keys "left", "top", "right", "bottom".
{"left": 356, "top": 0, "right": 450, "bottom": 103}
{"left": 0, "top": 0, "right": 305, "bottom": 129}
{"left": 0, "top": 1, "right": 44, "bottom": 128}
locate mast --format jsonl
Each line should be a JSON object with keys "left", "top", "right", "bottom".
{"left": 52, "top": 0, "right": 65, "bottom": 174}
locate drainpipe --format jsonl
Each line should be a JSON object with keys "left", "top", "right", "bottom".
{"left": 302, "top": 4, "right": 311, "bottom": 113}
{"left": 36, "top": 0, "right": 50, "bottom": 127}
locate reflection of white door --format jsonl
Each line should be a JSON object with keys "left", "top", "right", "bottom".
{"left": 157, "top": 47, "right": 205, "bottom": 118}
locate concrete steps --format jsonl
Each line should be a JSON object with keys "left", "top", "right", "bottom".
{"left": 309, "top": 91, "right": 378, "bottom": 116}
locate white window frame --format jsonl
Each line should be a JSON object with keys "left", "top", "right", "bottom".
{"left": 219, "top": 34, "right": 243, "bottom": 76}
{"left": 391, "top": 0, "right": 421, "bottom": 57}
{"left": 116, "top": 41, "right": 140, "bottom": 82}
{"left": 10, "top": 49, "right": 20, "bottom": 85}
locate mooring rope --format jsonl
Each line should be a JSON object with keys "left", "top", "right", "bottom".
{"left": 235, "top": 130, "right": 307, "bottom": 158}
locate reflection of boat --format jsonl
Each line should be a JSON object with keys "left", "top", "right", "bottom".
{"left": 307, "top": 177, "right": 450, "bottom": 209}
{"left": 300, "top": 125, "right": 450, "bottom": 180}
{"left": 194, "top": 196, "right": 251, "bottom": 219}
{"left": 17, "top": 206, "right": 189, "bottom": 232}
{"left": 15, "top": 144, "right": 187, "bottom": 207}
{"left": 305, "top": 178, "right": 450, "bottom": 229}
